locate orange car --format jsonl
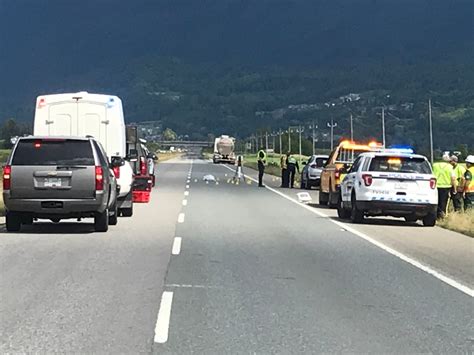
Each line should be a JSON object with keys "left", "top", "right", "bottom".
{"left": 319, "top": 140, "right": 382, "bottom": 207}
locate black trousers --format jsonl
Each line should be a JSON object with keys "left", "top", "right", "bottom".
{"left": 258, "top": 161, "right": 265, "bottom": 186}
{"left": 281, "top": 168, "right": 289, "bottom": 187}
{"left": 452, "top": 191, "right": 463, "bottom": 212}
{"left": 465, "top": 193, "right": 474, "bottom": 210}
{"left": 288, "top": 164, "right": 296, "bottom": 188}
{"left": 437, "top": 188, "right": 450, "bottom": 218}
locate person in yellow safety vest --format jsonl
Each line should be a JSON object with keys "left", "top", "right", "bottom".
{"left": 257, "top": 148, "right": 267, "bottom": 187}
{"left": 463, "top": 155, "right": 474, "bottom": 210}
{"left": 450, "top": 155, "right": 466, "bottom": 212}
{"left": 432, "top": 154, "right": 456, "bottom": 219}
{"left": 280, "top": 154, "right": 289, "bottom": 188}
{"left": 286, "top": 152, "right": 300, "bottom": 189}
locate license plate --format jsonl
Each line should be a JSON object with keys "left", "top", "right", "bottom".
{"left": 44, "top": 178, "right": 62, "bottom": 187}
{"left": 395, "top": 182, "right": 408, "bottom": 190}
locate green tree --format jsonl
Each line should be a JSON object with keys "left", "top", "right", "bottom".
{"left": 162, "top": 128, "right": 177, "bottom": 141}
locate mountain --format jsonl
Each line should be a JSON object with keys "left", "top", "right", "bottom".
{"left": 0, "top": 0, "right": 473, "bottom": 150}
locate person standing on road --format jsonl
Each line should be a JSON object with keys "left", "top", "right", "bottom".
{"left": 257, "top": 148, "right": 267, "bottom": 187}
{"left": 450, "top": 155, "right": 465, "bottom": 212}
{"left": 287, "top": 152, "right": 300, "bottom": 189}
{"left": 232, "top": 155, "right": 245, "bottom": 183}
{"left": 463, "top": 155, "right": 474, "bottom": 210}
{"left": 432, "top": 154, "right": 456, "bottom": 219}
{"left": 280, "top": 153, "right": 289, "bottom": 188}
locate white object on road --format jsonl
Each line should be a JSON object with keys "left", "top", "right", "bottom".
{"left": 297, "top": 192, "right": 312, "bottom": 204}
{"left": 203, "top": 174, "right": 217, "bottom": 182}
{"left": 154, "top": 291, "right": 174, "bottom": 343}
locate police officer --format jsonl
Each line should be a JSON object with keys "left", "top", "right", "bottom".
{"left": 432, "top": 154, "right": 456, "bottom": 219}
{"left": 280, "top": 154, "right": 288, "bottom": 188}
{"left": 286, "top": 152, "right": 300, "bottom": 189}
{"left": 463, "top": 155, "right": 474, "bottom": 210}
{"left": 257, "top": 147, "right": 266, "bottom": 187}
{"left": 450, "top": 155, "right": 465, "bottom": 212}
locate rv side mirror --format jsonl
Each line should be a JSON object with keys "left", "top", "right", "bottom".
{"left": 111, "top": 156, "right": 125, "bottom": 167}
{"left": 128, "top": 149, "right": 138, "bottom": 161}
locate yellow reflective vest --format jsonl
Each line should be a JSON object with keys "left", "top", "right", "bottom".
{"left": 432, "top": 162, "right": 453, "bottom": 188}
{"left": 465, "top": 166, "right": 474, "bottom": 193}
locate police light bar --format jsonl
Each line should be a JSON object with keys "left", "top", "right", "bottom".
{"left": 381, "top": 148, "right": 415, "bottom": 154}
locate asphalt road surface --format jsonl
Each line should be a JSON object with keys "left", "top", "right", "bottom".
{"left": 1, "top": 155, "right": 473, "bottom": 353}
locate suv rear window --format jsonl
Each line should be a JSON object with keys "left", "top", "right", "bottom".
{"left": 369, "top": 156, "right": 431, "bottom": 174}
{"left": 12, "top": 139, "right": 95, "bottom": 166}
{"left": 315, "top": 157, "right": 327, "bottom": 167}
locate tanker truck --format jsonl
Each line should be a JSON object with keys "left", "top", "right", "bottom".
{"left": 213, "top": 135, "right": 236, "bottom": 164}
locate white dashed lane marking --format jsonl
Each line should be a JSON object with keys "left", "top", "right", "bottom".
{"left": 154, "top": 291, "right": 174, "bottom": 343}
{"left": 172, "top": 237, "right": 182, "bottom": 255}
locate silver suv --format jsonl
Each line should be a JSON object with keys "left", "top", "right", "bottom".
{"left": 3, "top": 137, "right": 120, "bottom": 232}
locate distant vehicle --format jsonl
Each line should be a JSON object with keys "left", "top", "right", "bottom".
{"left": 320, "top": 140, "right": 381, "bottom": 207}
{"left": 33, "top": 92, "right": 134, "bottom": 217}
{"left": 337, "top": 149, "right": 438, "bottom": 226}
{"left": 213, "top": 135, "right": 236, "bottom": 164}
{"left": 300, "top": 155, "right": 329, "bottom": 189}
{"left": 140, "top": 139, "right": 157, "bottom": 187}
{"left": 3, "top": 137, "right": 120, "bottom": 232}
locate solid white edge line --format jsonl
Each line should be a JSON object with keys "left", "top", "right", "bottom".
{"left": 178, "top": 213, "right": 185, "bottom": 223}
{"left": 154, "top": 291, "right": 174, "bottom": 343}
{"left": 221, "top": 164, "right": 473, "bottom": 297}
{"left": 182, "top": 199, "right": 188, "bottom": 206}
{"left": 172, "top": 237, "right": 182, "bottom": 255}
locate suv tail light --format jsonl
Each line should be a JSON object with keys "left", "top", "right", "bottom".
{"left": 112, "top": 166, "right": 120, "bottom": 179}
{"left": 334, "top": 169, "right": 341, "bottom": 179}
{"left": 95, "top": 166, "right": 104, "bottom": 190}
{"left": 362, "top": 174, "right": 373, "bottom": 186}
{"left": 3, "top": 165, "right": 11, "bottom": 190}
{"left": 140, "top": 156, "right": 147, "bottom": 175}
{"left": 429, "top": 178, "right": 436, "bottom": 189}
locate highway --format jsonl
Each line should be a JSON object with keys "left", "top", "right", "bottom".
{"left": 1, "top": 154, "right": 473, "bottom": 353}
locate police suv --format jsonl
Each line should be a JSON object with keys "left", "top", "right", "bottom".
{"left": 337, "top": 149, "right": 438, "bottom": 226}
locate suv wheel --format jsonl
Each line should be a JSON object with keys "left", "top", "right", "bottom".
{"left": 6, "top": 211, "right": 21, "bottom": 232}
{"left": 109, "top": 200, "right": 118, "bottom": 226}
{"left": 350, "top": 194, "right": 364, "bottom": 224}
{"left": 121, "top": 203, "right": 133, "bottom": 217}
{"left": 94, "top": 209, "right": 109, "bottom": 232}
{"left": 422, "top": 212, "right": 436, "bottom": 227}
{"left": 301, "top": 178, "right": 306, "bottom": 189}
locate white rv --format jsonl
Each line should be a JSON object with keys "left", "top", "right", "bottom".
{"left": 33, "top": 92, "right": 134, "bottom": 216}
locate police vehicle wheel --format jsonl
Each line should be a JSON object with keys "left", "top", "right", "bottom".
{"left": 337, "top": 195, "right": 350, "bottom": 219}
{"left": 319, "top": 191, "right": 329, "bottom": 206}
{"left": 6, "top": 211, "right": 21, "bottom": 232}
{"left": 350, "top": 194, "right": 364, "bottom": 224}
{"left": 422, "top": 213, "right": 436, "bottom": 227}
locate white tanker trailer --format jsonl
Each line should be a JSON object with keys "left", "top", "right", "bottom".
{"left": 213, "top": 135, "right": 236, "bottom": 164}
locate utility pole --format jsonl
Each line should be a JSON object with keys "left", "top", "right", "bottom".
{"left": 265, "top": 131, "right": 268, "bottom": 152}
{"left": 310, "top": 121, "right": 317, "bottom": 155}
{"left": 298, "top": 125, "right": 303, "bottom": 163}
{"left": 382, "top": 107, "right": 386, "bottom": 148}
{"left": 350, "top": 114, "right": 354, "bottom": 141}
{"left": 288, "top": 127, "right": 291, "bottom": 153}
{"left": 279, "top": 129, "right": 283, "bottom": 154}
{"left": 429, "top": 99, "right": 434, "bottom": 164}
{"left": 327, "top": 119, "right": 337, "bottom": 150}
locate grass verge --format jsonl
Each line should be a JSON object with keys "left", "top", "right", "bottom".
{"left": 157, "top": 152, "right": 183, "bottom": 162}
{"left": 438, "top": 211, "right": 474, "bottom": 237}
